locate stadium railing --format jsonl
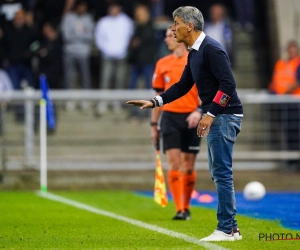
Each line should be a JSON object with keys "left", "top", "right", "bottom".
{"left": 1, "top": 88, "right": 300, "bottom": 171}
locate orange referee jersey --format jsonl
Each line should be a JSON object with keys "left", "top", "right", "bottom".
{"left": 152, "top": 52, "right": 199, "bottom": 113}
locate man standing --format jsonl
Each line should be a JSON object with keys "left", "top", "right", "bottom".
{"left": 61, "top": 0, "right": 94, "bottom": 90}
{"left": 127, "top": 4, "right": 157, "bottom": 122}
{"left": 94, "top": 3, "right": 133, "bottom": 115}
{"left": 2, "top": 9, "right": 36, "bottom": 89}
{"left": 152, "top": 28, "right": 202, "bottom": 220}
{"left": 127, "top": 4, "right": 157, "bottom": 90}
{"left": 0, "top": 0, "right": 28, "bottom": 29}
{"left": 204, "top": 4, "right": 233, "bottom": 64}
{"left": 127, "top": 6, "right": 243, "bottom": 242}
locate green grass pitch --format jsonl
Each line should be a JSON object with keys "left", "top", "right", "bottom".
{"left": 0, "top": 191, "right": 299, "bottom": 249}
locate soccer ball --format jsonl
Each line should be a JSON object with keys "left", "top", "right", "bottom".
{"left": 243, "top": 181, "right": 266, "bottom": 201}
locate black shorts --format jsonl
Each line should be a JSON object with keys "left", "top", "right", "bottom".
{"left": 160, "top": 111, "right": 201, "bottom": 154}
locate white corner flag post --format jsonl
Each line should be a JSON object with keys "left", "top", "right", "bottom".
{"left": 40, "top": 98, "right": 47, "bottom": 192}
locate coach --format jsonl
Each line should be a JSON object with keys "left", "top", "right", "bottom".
{"left": 127, "top": 6, "right": 243, "bottom": 242}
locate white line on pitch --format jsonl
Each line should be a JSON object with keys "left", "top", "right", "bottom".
{"left": 36, "top": 191, "right": 229, "bottom": 250}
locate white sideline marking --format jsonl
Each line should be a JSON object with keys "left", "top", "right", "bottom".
{"left": 36, "top": 191, "right": 229, "bottom": 250}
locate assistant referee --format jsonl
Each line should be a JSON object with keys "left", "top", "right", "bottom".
{"left": 151, "top": 28, "right": 202, "bottom": 221}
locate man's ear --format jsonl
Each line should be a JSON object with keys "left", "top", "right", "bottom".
{"left": 187, "top": 22, "right": 194, "bottom": 32}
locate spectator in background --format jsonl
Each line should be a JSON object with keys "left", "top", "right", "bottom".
{"left": 1, "top": 9, "right": 37, "bottom": 122}
{"left": 2, "top": 9, "right": 36, "bottom": 89}
{"left": 269, "top": 41, "right": 300, "bottom": 95}
{"left": 94, "top": 3, "right": 133, "bottom": 115}
{"left": 0, "top": 0, "right": 28, "bottom": 29}
{"left": 127, "top": 4, "right": 157, "bottom": 123}
{"left": 268, "top": 40, "right": 300, "bottom": 172}
{"left": 61, "top": 0, "right": 94, "bottom": 90}
{"left": 0, "top": 67, "right": 12, "bottom": 98}
{"left": 204, "top": 3, "right": 233, "bottom": 65}
{"left": 61, "top": 0, "right": 94, "bottom": 110}
{"left": 127, "top": 4, "right": 157, "bottom": 90}
{"left": 0, "top": 25, "right": 13, "bottom": 117}
{"left": 37, "top": 22, "right": 63, "bottom": 89}
{"left": 0, "top": 66, "right": 13, "bottom": 135}
{"left": 0, "top": 25, "right": 12, "bottom": 135}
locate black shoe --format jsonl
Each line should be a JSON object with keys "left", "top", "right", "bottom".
{"left": 184, "top": 209, "right": 191, "bottom": 220}
{"left": 172, "top": 210, "right": 190, "bottom": 220}
{"left": 172, "top": 211, "right": 186, "bottom": 220}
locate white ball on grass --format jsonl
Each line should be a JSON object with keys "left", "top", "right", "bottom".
{"left": 243, "top": 181, "right": 266, "bottom": 201}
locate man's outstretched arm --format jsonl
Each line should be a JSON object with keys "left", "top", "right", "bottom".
{"left": 126, "top": 100, "right": 154, "bottom": 109}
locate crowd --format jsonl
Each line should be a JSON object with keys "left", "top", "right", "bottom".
{"left": 0, "top": 0, "right": 242, "bottom": 116}
{"left": 4, "top": 0, "right": 298, "bottom": 133}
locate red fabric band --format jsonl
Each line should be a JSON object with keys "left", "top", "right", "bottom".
{"left": 213, "top": 90, "right": 230, "bottom": 107}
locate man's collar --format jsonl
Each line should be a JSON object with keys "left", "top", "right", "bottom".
{"left": 188, "top": 32, "right": 206, "bottom": 51}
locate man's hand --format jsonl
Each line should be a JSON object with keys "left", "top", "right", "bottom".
{"left": 197, "top": 115, "right": 214, "bottom": 137}
{"left": 186, "top": 111, "right": 202, "bottom": 129}
{"left": 126, "top": 100, "right": 153, "bottom": 109}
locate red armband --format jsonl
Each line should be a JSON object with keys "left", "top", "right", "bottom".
{"left": 213, "top": 90, "right": 230, "bottom": 107}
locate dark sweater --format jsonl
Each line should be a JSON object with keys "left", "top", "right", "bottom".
{"left": 127, "top": 21, "right": 157, "bottom": 65}
{"left": 160, "top": 35, "right": 243, "bottom": 116}
{"left": 3, "top": 24, "right": 36, "bottom": 66}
